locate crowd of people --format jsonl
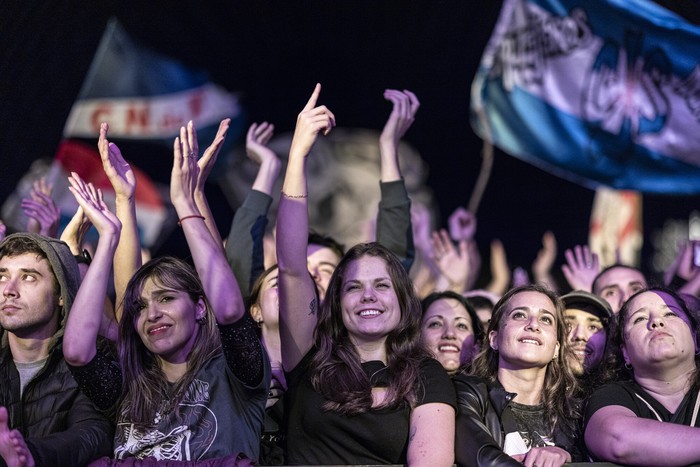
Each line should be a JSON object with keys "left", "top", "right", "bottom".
{"left": 1, "top": 84, "right": 700, "bottom": 467}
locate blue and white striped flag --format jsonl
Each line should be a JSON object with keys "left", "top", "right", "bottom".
{"left": 471, "top": 0, "right": 700, "bottom": 194}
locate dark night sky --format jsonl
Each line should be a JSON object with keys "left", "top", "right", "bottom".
{"left": 2, "top": 0, "right": 700, "bottom": 286}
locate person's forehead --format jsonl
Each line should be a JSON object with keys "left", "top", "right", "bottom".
{"left": 625, "top": 292, "right": 695, "bottom": 333}
{"left": 139, "top": 278, "right": 189, "bottom": 300}
{"left": 0, "top": 252, "right": 51, "bottom": 271}
{"left": 344, "top": 255, "right": 389, "bottom": 278}
{"left": 508, "top": 291, "right": 555, "bottom": 312}
{"left": 307, "top": 244, "right": 341, "bottom": 265}
{"left": 261, "top": 271, "right": 279, "bottom": 291}
{"left": 599, "top": 267, "right": 646, "bottom": 288}
{"left": 564, "top": 307, "right": 601, "bottom": 322}
{"left": 424, "top": 298, "right": 471, "bottom": 321}
{"left": 627, "top": 290, "right": 681, "bottom": 313}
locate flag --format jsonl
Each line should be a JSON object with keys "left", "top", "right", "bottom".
{"left": 0, "top": 141, "right": 167, "bottom": 249}
{"left": 63, "top": 18, "right": 243, "bottom": 146}
{"left": 471, "top": 0, "right": 700, "bottom": 194}
{"left": 54, "top": 140, "right": 167, "bottom": 248}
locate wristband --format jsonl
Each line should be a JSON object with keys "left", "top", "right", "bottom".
{"left": 281, "top": 191, "right": 308, "bottom": 199}
{"left": 74, "top": 249, "right": 92, "bottom": 266}
{"left": 178, "top": 215, "right": 206, "bottom": 226}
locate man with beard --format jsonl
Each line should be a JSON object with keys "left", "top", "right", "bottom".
{"left": 0, "top": 233, "right": 112, "bottom": 466}
{"left": 562, "top": 291, "right": 612, "bottom": 382}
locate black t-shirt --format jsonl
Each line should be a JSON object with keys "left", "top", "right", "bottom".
{"left": 285, "top": 351, "right": 456, "bottom": 465}
{"left": 585, "top": 380, "right": 700, "bottom": 426}
{"left": 510, "top": 401, "right": 557, "bottom": 449}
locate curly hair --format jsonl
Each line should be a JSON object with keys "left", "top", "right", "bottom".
{"left": 118, "top": 256, "right": 221, "bottom": 426}
{"left": 310, "top": 242, "right": 429, "bottom": 415}
{"left": 470, "top": 284, "right": 580, "bottom": 436}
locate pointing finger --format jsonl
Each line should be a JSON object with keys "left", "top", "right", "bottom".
{"left": 303, "top": 83, "right": 322, "bottom": 112}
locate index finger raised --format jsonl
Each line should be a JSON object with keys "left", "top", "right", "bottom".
{"left": 303, "top": 83, "right": 322, "bottom": 112}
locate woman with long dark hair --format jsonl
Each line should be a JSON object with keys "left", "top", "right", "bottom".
{"left": 62, "top": 121, "right": 269, "bottom": 463}
{"left": 277, "top": 84, "right": 455, "bottom": 466}
{"left": 453, "top": 284, "right": 580, "bottom": 467}
{"left": 421, "top": 290, "right": 485, "bottom": 374}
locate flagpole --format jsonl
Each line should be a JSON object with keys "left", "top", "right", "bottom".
{"left": 468, "top": 105, "right": 495, "bottom": 216}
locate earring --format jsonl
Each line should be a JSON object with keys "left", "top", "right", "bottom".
{"left": 257, "top": 319, "right": 264, "bottom": 328}
{"left": 624, "top": 362, "right": 633, "bottom": 371}
{"left": 196, "top": 315, "right": 208, "bottom": 326}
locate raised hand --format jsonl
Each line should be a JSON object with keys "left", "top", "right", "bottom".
{"left": 64, "top": 172, "right": 121, "bottom": 362}
{"left": 171, "top": 121, "right": 201, "bottom": 214}
{"left": 512, "top": 266, "right": 530, "bottom": 288}
{"left": 0, "top": 221, "right": 6, "bottom": 242}
{"left": 289, "top": 83, "right": 336, "bottom": 159}
{"left": 22, "top": 178, "right": 59, "bottom": 237}
{"left": 485, "top": 239, "right": 510, "bottom": 295}
{"left": 98, "top": 123, "right": 135, "bottom": 200}
{"left": 196, "top": 118, "right": 231, "bottom": 194}
{"left": 246, "top": 121, "right": 281, "bottom": 195}
{"left": 448, "top": 206, "right": 477, "bottom": 242}
{"left": 561, "top": 244, "right": 600, "bottom": 292}
{"left": 379, "top": 89, "right": 420, "bottom": 148}
{"left": 59, "top": 205, "right": 92, "bottom": 256}
{"left": 67, "top": 173, "right": 121, "bottom": 238}
{"left": 431, "top": 229, "right": 469, "bottom": 292}
{"left": 379, "top": 89, "right": 419, "bottom": 182}
{"left": 532, "top": 230, "right": 558, "bottom": 290}
{"left": 464, "top": 239, "right": 482, "bottom": 291}
{"left": 677, "top": 241, "right": 698, "bottom": 280}
{"left": 246, "top": 121, "right": 277, "bottom": 166}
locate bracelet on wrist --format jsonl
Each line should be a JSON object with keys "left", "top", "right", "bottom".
{"left": 178, "top": 215, "right": 206, "bottom": 226}
{"left": 281, "top": 191, "right": 308, "bottom": 199}
{"left": 74, "top": 249, "right": 92, "bottom": 266}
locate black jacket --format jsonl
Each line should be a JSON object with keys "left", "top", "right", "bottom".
{"left": 454, "top": 374, "right": 523, "bottom": 467}
{"left": 454, "top": 374, "right": 579, "bottom": 467}
{"left": 0, "top": 342, "right": 114, "bottom": 466}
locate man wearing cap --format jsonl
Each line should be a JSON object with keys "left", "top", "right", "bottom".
{"left": 562, "top": 291, "right": 613, "bottom": 378}
{"left": 0, "top": 233, "right": 113, "bottom": 466}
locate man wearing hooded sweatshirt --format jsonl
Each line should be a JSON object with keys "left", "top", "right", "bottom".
{"left": 0, "top": 233, "right": 113, "bottom": 466}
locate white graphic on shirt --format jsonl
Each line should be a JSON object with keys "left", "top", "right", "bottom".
{"left": 114, "top": 379, "right": 218, "bottom": 461}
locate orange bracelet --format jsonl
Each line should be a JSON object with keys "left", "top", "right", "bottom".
{"left": 178, "top": 215, "right": 205, "bottom": 226}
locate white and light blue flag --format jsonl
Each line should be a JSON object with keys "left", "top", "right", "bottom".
{"left": 471, "top": 0, "right": 700, "bottom": 194}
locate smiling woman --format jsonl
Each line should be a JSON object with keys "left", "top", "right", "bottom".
{"left": 453, "top": 284, "right": 581, "bottom": 467}
{"left": 420, "top": 291, "right": 486, "bottom": 374}
{"left": 61, "top": 121, "right": 270, "bottom": 463}
{"left": 276, "top": 85, "right": 456, "bottom": 466}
